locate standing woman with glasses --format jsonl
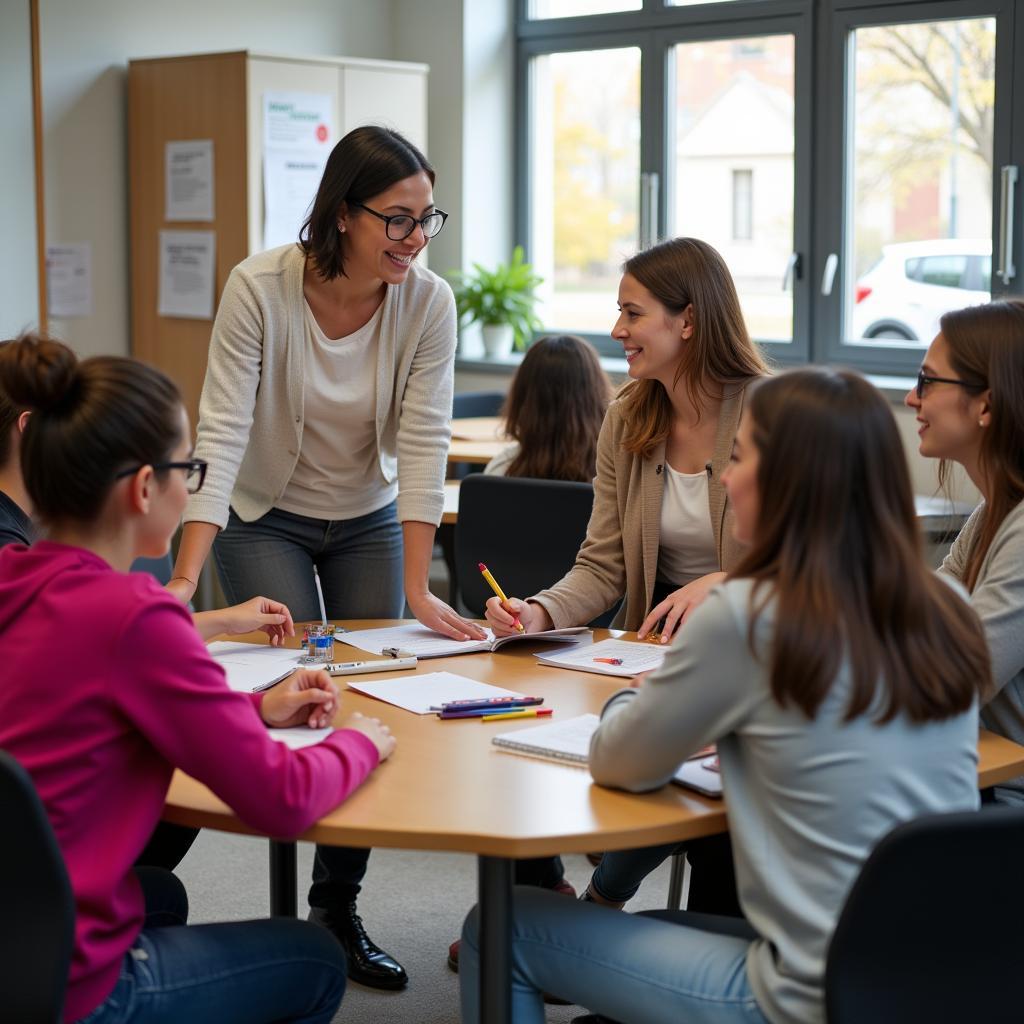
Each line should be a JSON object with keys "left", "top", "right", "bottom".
{"left": 167, "top": 125, "right": 484, "bottom": 989}
{"left": 906, "top": 299, "right": 1024, "bottom": 806}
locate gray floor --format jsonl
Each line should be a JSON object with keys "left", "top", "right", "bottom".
{"left": 175, "top": 832, "right": 677, "bottom": 1024}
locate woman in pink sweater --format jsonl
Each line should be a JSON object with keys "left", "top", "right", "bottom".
{"left": 0, "top": 335, "right": 395, "bottom": 1024}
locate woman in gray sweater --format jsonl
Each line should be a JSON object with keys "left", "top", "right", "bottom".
{"left": 459, "top": 368, "right": 989, "bottom": 1024}
{"left": 905, "top": 299, "right": 1024, "bottom": 806}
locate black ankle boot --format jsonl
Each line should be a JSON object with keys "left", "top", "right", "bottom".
{"left": 309, "top": 903, "right": 409, "bottom": 990}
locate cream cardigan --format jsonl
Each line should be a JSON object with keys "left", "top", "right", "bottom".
{"left": 531, "top": 382, "right": 750, "bottom": 631}
{"left": 185, "top": 244, "right": 456, "bottom": 530}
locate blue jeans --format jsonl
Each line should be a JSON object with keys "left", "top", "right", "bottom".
{"left": 214, "top": 502, "right": 404, "bottom": 909}
{"left": 459, "top": 887, "right": 769, "bottom": 1024}
{"left": 76, "top": 868, "right": 346, "bottom": 1024}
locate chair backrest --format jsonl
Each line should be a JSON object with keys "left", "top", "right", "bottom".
{"left": 0, "top": 750, "right": 75, "bottom": 1023}
{"left": 455, "top": 474, "right": 617, "bottom": 626}
{"left": 825, "top": 805, "right": 1024, "bottom": 1024}
{"left": 452, "top": 390, "right": 505, "bottom": 419}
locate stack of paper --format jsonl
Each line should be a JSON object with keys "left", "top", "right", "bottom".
{"left": 534, "top": 638, "right": 667, "bottom": 678}
{"left": 207, "top": 641, "right": 303, "bottom": 693}
{"left": 337, "top": 622, "right": 586, "bottom": 659}
{"left": 346, "top": 671, "right": 527, "bottom": 715}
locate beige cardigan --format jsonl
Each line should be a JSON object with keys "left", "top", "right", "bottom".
{"left": 185, "top": 244, "right": 456, "bottom": 530}
{"left": 531, "top": 383, "right": 750, "bottom": 630}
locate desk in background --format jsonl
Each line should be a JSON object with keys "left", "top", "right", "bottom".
{"left": 447, "top": 416, "right": 507, "bottom": 467}
{"left": 165, "top": 624, "right": 1024, "bottom": 1023}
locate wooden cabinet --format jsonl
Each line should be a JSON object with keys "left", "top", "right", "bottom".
{"left": 128, "top": 50, "right": 428, "bottom": 425}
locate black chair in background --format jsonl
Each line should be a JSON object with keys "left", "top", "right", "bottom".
{"left": 454, "top": 474, "right": 618, "bottom": 627}
{"left": 0, "top": 749, "right": 75, "bottom": 1023}
{"left": 825, "top": 805, "right": 1024, "bottom": 1024}
{"left": 451, "top": 390, "right": 505, "bottom": 420}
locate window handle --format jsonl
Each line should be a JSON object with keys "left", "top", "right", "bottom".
{"left": 820, "top": 253, "right": 838, "bottom": 297}
{"left": 639, "top": 172, "right": 659, "bottom": 251}
{"left": 997, "top": 165, "right": 1018, "bottom": 285}
{"left": 782, "top": 252, "right": 802, "bottom": 291}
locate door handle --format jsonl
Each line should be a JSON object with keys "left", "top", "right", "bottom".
{"left": 821, "top": 253, "right": 838, "bottom": 297}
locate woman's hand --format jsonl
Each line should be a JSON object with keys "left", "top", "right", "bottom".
{"left": 339, "top": 711, "right": 396, "bottom": 762}
{"left": 484, "top": 596, "right": 552, "bottom": 637}
{"left": 194, "top": 596, "right": 296, "bottom": 645}
{"left": 261, "top": 669, "right": 340, "bottom": 729}
{"left": 638, "top": 572, "right": 727, "bottom": 644}
{"left": 407, "top": 590, "right": 488, "bottom": 641}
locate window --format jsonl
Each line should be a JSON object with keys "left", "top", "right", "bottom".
{"left": 518, "top": 0, "right": 1024, "bottom": 373}
{"left": 732, "top": 170, "right": 753, "bottom": 242}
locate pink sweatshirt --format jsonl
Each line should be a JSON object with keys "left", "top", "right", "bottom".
{"left": 0, "top": 542, "right": 380, "bottom": 1022}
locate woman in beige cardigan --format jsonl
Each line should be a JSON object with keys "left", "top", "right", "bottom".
{"left": 487, "top": 236, "right": 766, "bottom": 644}
{"left": 487, "top": 237, "right": 768, "bottom": 917}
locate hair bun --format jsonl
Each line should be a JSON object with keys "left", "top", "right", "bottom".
{"left": 0, "top": 334, "right": 80, "bottom": 413}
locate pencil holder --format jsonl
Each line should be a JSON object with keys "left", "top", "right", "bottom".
{"left": 300, "top": 624, "right": 335, "bottom": 664}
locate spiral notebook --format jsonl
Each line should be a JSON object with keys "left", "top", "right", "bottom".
{"left": 491, "top": 714, "right": 723, "bottom": 797}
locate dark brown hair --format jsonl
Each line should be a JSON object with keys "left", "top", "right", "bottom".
{"left": 502, "top": 335, "right": 613, "bottom": 482}
{"left": 619, "top": 237, "right": 768, "bottom": 459}
{"left": 733, "top": 367, "right": 988, "bottom": 724}
{"left": 0, "top": 339, "right": 26, "bottom": 465}
{"left": 938, "top": 300, "right": 1024, "bottom": 590}
{"left": 299, "top": 125, "right": 435, "bottom": 281}
{"left": 0, "top": 334, "right": 184, "bottom": 526}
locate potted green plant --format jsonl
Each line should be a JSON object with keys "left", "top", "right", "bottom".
{"left": 449, "top": 246, "right": 544, "bottom": 357}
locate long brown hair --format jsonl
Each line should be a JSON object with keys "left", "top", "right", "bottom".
{"left": 733, "top": 368, "right": 988, "bottom": 724}
{"left": 0, "top": 334, "right": 183, "bottom": 526}
{"left": 502, "top": 335, "right": 612, "bottom": 482}
{"left": 938, "top": 300, "right": 1024, "bottom": 590}
{"left": 0, "top": 339, "right": 26, "bottom": 466}
{"left": 619, "top": 237, "right": 767, "bottom": 459}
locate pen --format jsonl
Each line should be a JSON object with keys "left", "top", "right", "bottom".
{"left": 593, "top": 657, "right": 623, "bottom": 665}
{"left": 481, "top": 708, "right": 553, "bottom": 722}
{"left": 313, "top": 565, "right": 328, "bottom": 627}
{"left": 430, "top": 696, "right": 544, "bottom": 711}
{"left": 326, "top": 657, "right": 417, "bottom": 676}
{"left": 478, "top": 562, "right": 524, "bottom": 633}
{"left": 438, "top": 705, "right": 538, "bottom": 720}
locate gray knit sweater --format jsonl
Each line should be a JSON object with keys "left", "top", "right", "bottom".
{"left": 940, "top": 499, "right": 1024, "bottom": 803}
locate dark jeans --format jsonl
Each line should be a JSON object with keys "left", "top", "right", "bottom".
{"left": 214, "top": 501, "right": 404, "bottom": 908}
{"left": 591, "top": 833, "right": 741, "bottom": 915}
{"left": 75, "top": 868, "right": 346, "bottom": 1024}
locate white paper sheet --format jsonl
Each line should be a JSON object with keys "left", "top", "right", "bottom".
{"left": 346, "top": 672, "right": 525, "bottom": 715}
{"left": 46, "top": 243, "right": 92, "bottom": 317}
{"left": 207, "top": 641, "right": 303, "bottom": 693}
{"left": 535, "top": 638, "right": 666, "bottom": 678}
{"left": 158, "top": 230, "right": 215, "bottom": 320}
{"left": 165, "top": 139, "right": 214, "bottom": 222}
{"left": 269, "top": 726, "right": 334, "bottom": 750}
{"left": 263, "top": 91, "right": 333, "bottom": 150}
{"left": 337, "top": 623, "right": 496, "bottom": 658}
{"left": 262, "top": 149, "right": 328, "bottom": 250}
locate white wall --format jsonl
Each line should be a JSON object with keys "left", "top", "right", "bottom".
{"left": 0, "top": 0, "right": 41, "bottom": 339}
{"left": 38, "top": 0, "right": 397, "bottom": 358}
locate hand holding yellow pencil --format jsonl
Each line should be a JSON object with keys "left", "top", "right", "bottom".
{"left": 477, "top": 562, "right": 525, "bottom": 633}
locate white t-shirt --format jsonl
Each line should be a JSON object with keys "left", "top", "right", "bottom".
{"left": 277, "top": 301, "right": 398, "bottom": 520}
{"left": 657, "top": 464, "right": 718, "bottom": 583}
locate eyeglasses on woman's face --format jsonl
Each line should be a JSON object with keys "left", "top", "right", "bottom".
{"left": 351, "top": 202, "right": 448, "bottom": 242}
{"left": 115, "top": 459, "right": 208, "bottom": 495}
{"left": 915, "top": 368, "right": 986, "bottom": 400}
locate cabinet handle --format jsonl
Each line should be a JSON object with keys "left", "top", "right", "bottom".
{"left": 639, "top": 172, "right": 659, "bottom": 251}
{"left": 997, "top": 165, "right": 1018, "bottom": 285}
{"left": 820, "top": 253, "right": 838, "bottom": 296}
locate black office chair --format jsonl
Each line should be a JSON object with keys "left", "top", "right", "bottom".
{"left": 825, "top": 805, "right": 1024, "bottom": 1024}
{"left": 0, "top": 749, "right": 75, "bottom": 1023}
{"left": 454, "top": 474, "right": 618, "bottom": 626}
{"left": 451, "top": 390, "right": 505, "bottom": 419}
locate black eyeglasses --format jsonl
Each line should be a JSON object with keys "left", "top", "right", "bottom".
{"left": 115, "top": 459, "right": 208, "bottom": 494}
{"left": 915, "top": 369, "right": 986, "bottom": 400}
{"left": 351, "top": 203, "right": 448, "bottom": 241}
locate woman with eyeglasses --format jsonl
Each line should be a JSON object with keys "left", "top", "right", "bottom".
{"left": 0, "top": 335, "right": 397, "bottom": 1024}
{"left": 460, "top": 368, "right": 988, "bottom": 1024}
{"left": 905, "top": 299, "right": 1024, "bottom": 807}
{"left": 166, "top": 125, "right": 482, "bottom": 987}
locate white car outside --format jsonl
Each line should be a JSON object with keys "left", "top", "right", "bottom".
{"left": 850, "top": 239, "right": 991, "bottom": 344}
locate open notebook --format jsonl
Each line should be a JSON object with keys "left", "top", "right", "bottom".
{"left": 491, "top": 714, "right": 722, "bottom": 798}
{"left": 337, "top": 623, "right": 589, "bottom": 659}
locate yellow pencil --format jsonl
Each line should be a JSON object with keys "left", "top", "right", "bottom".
{"left": 477, "top": 562, "right": 525, "bottom": 633}
{"left": 481, "top": 708, "right": 553, "bottom": 722}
